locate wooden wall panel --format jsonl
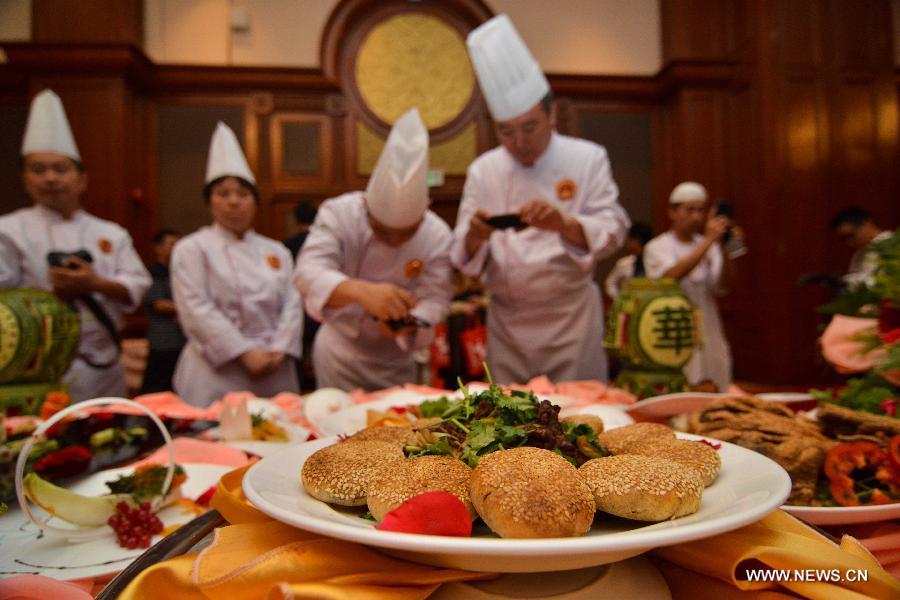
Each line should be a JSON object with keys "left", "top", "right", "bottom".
{"left": 0, "top": 96, "right": 29, "bottom": 215}
{"left": 779, "top": 0, "right": 823, "bottom": 68}
{"left": 661, "top": 0, "right": 739, "bottom": 61}
{"left": 32, "top": 0, "right": 143, "bottom": 46}
{"left": 660, "top": 0, "right": 898, "bottom": 384}
{"left": 155, "top": 102, "right": 248, "bottom": 237}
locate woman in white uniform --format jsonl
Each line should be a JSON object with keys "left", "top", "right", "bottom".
{"left": 171, "top": 122, "right": 302, "bottom": 406}
{"left": 294, "top": 109, "right": 452, "bottom": 391}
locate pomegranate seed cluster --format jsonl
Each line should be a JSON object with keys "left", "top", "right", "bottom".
{"left": 107, "top": 501, "right": 163, "bottom": 549}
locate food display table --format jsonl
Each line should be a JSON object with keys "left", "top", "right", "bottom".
{"left": 1, "top": 384, "right": 899, "bottom": 599}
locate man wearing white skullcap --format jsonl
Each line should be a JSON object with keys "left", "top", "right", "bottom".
{"left": 643, "top": 181, "right": 745, "bottom": 390}
{"left": 0, "top": 90, "right": 152, "bottom": 401}
{"left": 452, "top": 15, "right": 630, "bottom": 385}
{"left": 294, "top": 108, "right": 452, "bottom": 391}
{"left": 170, "top": 122, "right": 302, "bottom": 406}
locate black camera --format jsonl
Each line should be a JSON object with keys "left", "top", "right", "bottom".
{"left": 47, "top": 249, "right": 93, "bottom": 269}
{"left": 713, "top": 203, "right": 747, "bottom": 258}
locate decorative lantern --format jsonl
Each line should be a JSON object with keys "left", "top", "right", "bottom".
{"left": 0, "top": 289, "right": 79, "bottom": 415}
{"left": 605, "top": 278, "right": 697, "bottom": 398}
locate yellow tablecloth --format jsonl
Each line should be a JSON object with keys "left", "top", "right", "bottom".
{"left": 118, "top": 464, "right": 900, "bottom": 600}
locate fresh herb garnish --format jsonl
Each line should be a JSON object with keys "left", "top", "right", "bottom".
{"left": 403, "top": 365, "right": 592, "bottom": 466}
{"left": 419, "top": 396, "right": 452, "bottom": 418}
{"left": 105, "top": 464, "right": 186, "bottom": 500}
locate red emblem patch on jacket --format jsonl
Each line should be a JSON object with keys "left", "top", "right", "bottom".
{"left": 97, "top": 238, "right": 113, "bottom": 254}
{"left": 267, "top": 255, "right": 281, "bottom": 270}
{"left": 405, "top": 259, "right": 423, "bottom": 279}
{"left": 556, "top": 178, "right": 577, "bottom": 201}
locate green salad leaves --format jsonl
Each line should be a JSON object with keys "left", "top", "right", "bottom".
{"left": 405, "top": 374, "right": 605, "bottom": 467}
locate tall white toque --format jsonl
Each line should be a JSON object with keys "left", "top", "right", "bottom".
{"left": 366, "top": 108, "right": 429, "bottom": 229}
{"left": 21, "top": 89, "right": 81, "bottom": 162}
{"left": 205, "top": 121, "right": 256, "bottom": 185}
{"left": 669, "top": 181, "right": 709, "bottom": 204}
{"left": 466, "top": 14, "right": 550, "bottom": 122}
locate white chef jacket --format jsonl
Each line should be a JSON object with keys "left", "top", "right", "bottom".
{"left": 845, "top": 230, "right": 893, "bottom": 290}
{"left": 171, "top": 224, "right": 301, "bottom": 406}
{"left": 0, "top": 205, "right": 151, "bottom": 401}
{"left": 294, "top": 192, "right": 452, "bottom": 391}
{"left": 604, "top": 254, "right": 638, "bottom": 299}
{"left": 451, "top": 133, "right": 629, "bottom": 385}
{"left": 643, "top": 230, "right": 732, "bottom": 390}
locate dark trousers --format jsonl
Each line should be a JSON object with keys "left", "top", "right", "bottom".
{"left": 139, "top": 348, "right": 183, "bottom": 394}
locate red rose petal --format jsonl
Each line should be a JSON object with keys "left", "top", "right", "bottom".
{"left": 195, "top": 485, "right": 217, "bottom": 506}
{"left": 377, "top": 491, "right": 472, "bottom": 537}
{"left": 696, "top": 439, "right": 722, "bottom": 450}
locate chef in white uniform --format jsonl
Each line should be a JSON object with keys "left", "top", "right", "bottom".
{"left": 171, "top": 122, "right": 301, "bottom": 406}
{"left": 452, "top": 15, "right": 630, "bottom": 385}
{"left": 294, "top": 108, "right": 452, "bottom": 391}
{"left": 643, "top": 181, "right": 741, "bottom": 391}
{"left": 0, "top": 90, "right": 151, "bottom": 401}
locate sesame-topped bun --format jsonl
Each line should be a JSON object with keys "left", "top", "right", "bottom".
{"left": 367, "top": 455, "right": 475, "bottom": 521}
{"left": 596, "top": 422, "right": 675, "bottom": 455}
{"left": 579, "top": 455, "right": 703, "bottom": 521}
{"left": 347, "top": 425, "right": 414, "bottom": 447}
{"left": 628, "top": 439, "right": 721, "bottom": 487}
{"left": 560, "top": 414, "right": 605, "bottom": 435}
{"left": 469, "top": 447, "right": 595, "bottom": 538}
{"left": 301, "top": 440, "right": 404, "bottom": 506}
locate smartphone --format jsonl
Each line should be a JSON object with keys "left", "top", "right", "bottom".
{"left": 485, "top": 213, "right": 525, "bottom": 229}
{"left": 384, "top": 316, "right": 431, "bottom": 331}
{"left": 715, "top": 203, "right": 734, "bottom": 219}
{"left": 47, "top": 249, "right": 93, "bottom": 269}
{"left": 714, "top": 203, "right": 747, "bottom": 258}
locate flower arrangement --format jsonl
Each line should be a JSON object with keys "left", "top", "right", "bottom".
{"left": 814, "top": 231, "right": 900, "bottom": 416}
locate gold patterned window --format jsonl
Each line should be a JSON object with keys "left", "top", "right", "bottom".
{"left": 350, "top": 11, "right": 479, "bottom": 177}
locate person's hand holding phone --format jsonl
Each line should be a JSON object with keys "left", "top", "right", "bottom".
{"left": 358, "top": 282, "right": 416, "bottom": 322}
{"left": 48, "top": 255, "right": 98, "bottom": 300}
{"left": 704, "top": 214, "right": 730, "bottom": 243}
{"left": 464, "top": 209, "right": 495, "bottom": 257}
{"left": 519, "top": 199, "right": 564, "bottom": 232}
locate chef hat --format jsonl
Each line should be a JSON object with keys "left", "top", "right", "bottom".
{"left": 669, "top": 181, "right": 708, "bottom": 204}
{"left": 21, "top": 89, "right": 81, "bottom": 162}
{"left": 205, "top": 121, "right": 256, "bottom": 185}
{"left": 366, "top": 108, "right": 429, "bottom": 229}
{"left": 467, "top": 14, "right": 550, "bottom": 122}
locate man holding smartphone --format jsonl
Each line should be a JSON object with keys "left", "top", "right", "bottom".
{"left": 451, "top": 15, "right": 630, "bottom": 385}
{"left": 0, "top": 90, "right": 151, "bottom": 401}
{"left": 643, "top": 181, "right": 745, "bottom": 391}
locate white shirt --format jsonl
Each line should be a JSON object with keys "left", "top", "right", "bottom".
{"left": 644, "top": 230, "right": 731, "bottom": 390}
{"left": 450, "top": 132, "right": 629, "bottom": 384}
{"left": 0, "top": 205, "right": 151, "bottom": 400}
{"left": 846, "top": 230, "right": 893, "bottom": 289}
{"left": 294, "top": 192, "right": 452, "bottom": 391}
{"left": 604, "top": 254, "right": 638, "bottom": 299}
